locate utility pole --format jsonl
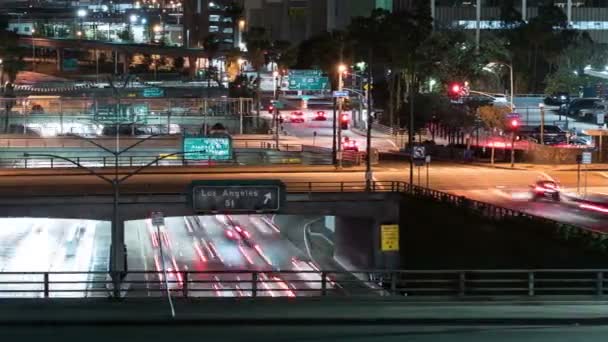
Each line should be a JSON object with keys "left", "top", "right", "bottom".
{"left": 337, "top": 64, "right": 345, "bottom": 169}
{"left": 475, "top": 0, "right": 481, "bottom": 54}
{"left": 408, "top": 67, "right": 415, "bottom": 187}
{"left": 365, "top": 49, "right": 374, "bottom": 192}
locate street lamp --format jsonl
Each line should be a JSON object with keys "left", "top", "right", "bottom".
{"left": 77, "top": 9, "right": 87, "bottom": 18}
{"left": 486, "top": 62, "right": 514, "bottom": 111}
{"left": 336, "top": 64, "right": 347, "bottom": 169}
{"left": 31, "top": 28, "right": 36, "bottom": 71}
{"left": 539, "top": 102, "right": 545, "bottom": 145}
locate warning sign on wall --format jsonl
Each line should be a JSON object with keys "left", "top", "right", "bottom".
{"left": 381, "top": 224, "right": 399, "bottom": 252}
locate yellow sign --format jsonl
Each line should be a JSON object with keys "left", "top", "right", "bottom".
{"left": 381, "top": 224, "right": 399, "bottom": 252}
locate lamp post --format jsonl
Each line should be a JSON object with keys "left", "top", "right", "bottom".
{"left": 485, "top": 62, "right": 514, "bottom": 111}
{"left": 337, "top": 64, "right": 347, "bottom": 169}
{"left": 77, "top": 9, "right": 87, "bottom": 38}
{"left": 273, "top": 70, "right": 279, "bottom": 149}
{"left": 539, "top": 102, "right": 545, "bottom": 145}
{"left": 31, "top": 28, "right": 35, "bottom": 71}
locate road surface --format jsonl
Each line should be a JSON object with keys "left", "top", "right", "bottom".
{"left": 0, "top": 214, "right": 329, "bottom": 298}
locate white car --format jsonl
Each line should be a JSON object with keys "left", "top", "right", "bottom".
{"left": 492, "top": 94, "right": 508, "bottom": 104}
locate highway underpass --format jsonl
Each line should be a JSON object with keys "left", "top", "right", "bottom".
{"left": 0, "top": 215, "right": 348, "bottom": 298}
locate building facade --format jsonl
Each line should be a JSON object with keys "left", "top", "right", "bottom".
{"left": 432, "top": 0, "right": 608, "bottom": 43}
{"left": 182, "top": 0, "right": 243, "bottom": 49}
{"left": 243, "top": 0, "right": 393, "bottom": 43}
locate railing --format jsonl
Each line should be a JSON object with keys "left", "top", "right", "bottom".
{"left": 2, "top": 269, "right": 608, "bottom": 299}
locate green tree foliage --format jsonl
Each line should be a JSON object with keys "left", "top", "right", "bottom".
{"left": 117, "top": 29, "right": 133, "bottom": 42}
{"left": 478, "top": 105, "right": 510, "bottom": 131}
{"left": 244, "top": 27, "right": 271, "bottom": 115}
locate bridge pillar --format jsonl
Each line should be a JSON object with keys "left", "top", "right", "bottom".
{"left": 56, "top": 48, "right": 64, "bottom": 72}
{"left": 334, "top": 215, "right": 401, "bottom": 270}
{"left": 121, "top": 53, "right": 131, "bottom": 75}
{"left": 187, "top": 56, "right": 197, "bottom": 77}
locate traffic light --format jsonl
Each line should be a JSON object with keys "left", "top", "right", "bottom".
{"left": 505, "top": 117, "right": 520, "bottom": 132}
{"left": 340, "top": 113, "right": 349, "bottom": 130}
{"left": 448, "top": 82, "right": 464, "bottom": 101}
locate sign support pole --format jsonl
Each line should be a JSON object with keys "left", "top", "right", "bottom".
{"left": 426, "top": 160, "right": 430, "bottom": 188}
{"left": 577, "top": 161, "right": 581, "bottom": 194}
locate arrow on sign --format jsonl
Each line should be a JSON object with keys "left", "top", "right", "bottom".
{"left": 264, "top": 193, "right": 272, "bottom": 205}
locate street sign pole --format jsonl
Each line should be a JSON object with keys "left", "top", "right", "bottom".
{"left": 337, "top": 72, "right": 343, "bottom": 170}
{"left": 577, "top": 158, "right": 581, "bottom": 194}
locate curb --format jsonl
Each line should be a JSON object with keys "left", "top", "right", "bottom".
{"left": 1, "top": 317, "right": 607, "bottom": 326}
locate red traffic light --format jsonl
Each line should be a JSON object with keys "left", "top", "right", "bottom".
{"left": 510, "top": 119, "right": 519, "bottom": 128}
{"left": 340, "top": 114, "right": 349, "bottom": 122}
{"left": 451, "top": 84, "right": 461, "bottom": 93}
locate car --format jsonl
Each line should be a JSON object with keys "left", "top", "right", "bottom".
{"left": 492, "top": 94, "right": 508, "bottom": 104}
{"left": 342, "top": 137, "right": 359, "bottom": 151}
{"left": 289, "top": 111, "right": 305, "bottom": 123}
{"left": 544, "top": 92, "right": 570, "bottom": 106}
{"left": 530, "top": 180, "right": 560, "bottom": 201}
{"left": 224, "top": 228, "right": 240, "bottom": 241}
{"left": 578, "top": 102, "right": 606, "bottom": 123}
{"left": 313, "top": 111, "right": 327, "bottom": 121}
{"left": 562, "top": 98, "right": 600, "bottom": 117}
{"left": 518, "top": 125, "right": 568, "bottom": 145}
{"left": 233, "top": 225, "right": 251, "bottom": 240}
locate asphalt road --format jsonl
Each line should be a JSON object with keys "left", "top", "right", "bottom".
{"left": 0, "top": 162, "right": 605, "bottom": 230}
{"left": 0, "top": 213, "right": 328, "bottom": 298}
{"left": 261, "top": 107, "right": 400, "bottom": 152}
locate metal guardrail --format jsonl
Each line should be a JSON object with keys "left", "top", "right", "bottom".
{"left": 2, "top": 269, "right": 608, "bottom": 299}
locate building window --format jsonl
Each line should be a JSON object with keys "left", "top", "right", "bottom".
{"left": 209, "top": 14, "right": 220, "bottom": 22}
{"left": 223, "top": 27, "right": 233, "bottom": 33}
{"left": 209, "top": 25, "right": 219, "bottom": 32}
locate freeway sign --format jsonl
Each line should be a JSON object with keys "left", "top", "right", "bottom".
{"left": 288, "top": 69, "right": 322, "bottom": 77}
{"left": 142, "top": 87, "right": 165, "bottom": 98}
{"left": 183, "top": 136, "right": 232, "bottom": 161}
{"left": 190, "top": 180, "right": 285, "bottom": 213}
{"left": 288, "top": 76, "right": 329, "bottom": 90}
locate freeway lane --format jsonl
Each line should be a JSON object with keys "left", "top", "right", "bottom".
{"left": 0, "top": 219, "right": 100, "bottom": 297}
{"left": 124, "top": 214, "right": 324, "bottom": 298}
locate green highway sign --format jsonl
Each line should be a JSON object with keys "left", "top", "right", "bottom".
{"left": 288, "top": 76, "right": 329, "bottom": 90}
{"left": 288, "top": 69, "right": 322, "bottom": 77}
{"left": 142, "top": 87, "right": 165, "bottom": 98}
{"left": 183, "top": 136, "right": 232, "bottom": 161}
{"left": 190, "top": 180, "right": 285, "bottom": 213}
{"left": 63, "top": 58, "right": 78, "bottom": 71}
{"left": 94, "top": 104, "right": 149, "bottom": 124}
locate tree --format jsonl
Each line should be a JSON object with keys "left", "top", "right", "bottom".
{"left": 117, "top": 29, "right": 133, "bottom": 42}
{"left": 202, "top": 34, "right": 221, "bottom": 88}
{"left": 478, "top": 105, "right": 510, "bottom": 132}
{"left": 174, "top": 56, "right": 185, "bottom": 70}
{"left": 224, "top": 48, "right": 242, "bottom": 82}
{"left": 244, "top": 27, "right": 271, "bottom": 118}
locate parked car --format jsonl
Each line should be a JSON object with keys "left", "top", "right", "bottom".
{"left": 544, "top": 92, "right": 570, "bottom": 106}
{"left": 578, "top": 102, "right": 606, "bottom": 123}
{"left": 561, "top": 98, "right": 601, "bottom": 117}
{"left": 518, "top": 125, "right": 568, "bottom": 145}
